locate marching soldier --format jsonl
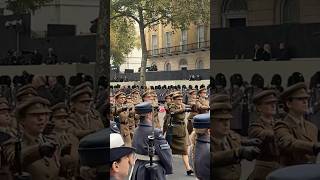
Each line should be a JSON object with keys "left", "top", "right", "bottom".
{"left": 142, "top": 91, "right": 161, "bottom": 129}
{"left": 197, "top": 88, "right": 209, "bottom": 114}
{"left": 168, "top": 92, "right": 193, "bottom": 175}
{"left": 112, "top": 92, "right": 131, "bottom": 146}
{"left": 131, "top": 102, "right": 173, "bottom": 180}
{"left": 126, "top": 95, "right": 136, "bottom": 139}
{"left": 211, "top": 102, "right": 260, "bottom": 180}
{"left": 275, "top": 82, "right": 320, "bottom": 166}
{"left": 162, "top": 93, "right": 172, "bottom": 134}
{"left": 131, "top": 88, "right": 142, "bottom": 105}
{"left": 68, "top": 84, "right": 104, "bottom": 140}
{"left": 193, "top": 113, "right": 210, "bottom": 180}
{"left": 248, "top": 90, "right": 280, "bottom": 180}
{"left": 51, "top": 102, "right": 79, "bottom": 179}
{"left": 187, "top": 89, "right": 198, "bottom": 135}
{"left": 15, "top": 96, "right": 60, "bottom": 180}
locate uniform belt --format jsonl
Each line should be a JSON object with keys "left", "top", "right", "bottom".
{"left": 136, "top": 154, "right": 160, "bottom": 161}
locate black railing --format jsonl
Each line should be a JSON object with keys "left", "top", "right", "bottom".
{"left": 147, "top": 41, "right": 210, "bottom": 58}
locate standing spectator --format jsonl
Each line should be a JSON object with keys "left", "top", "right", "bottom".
{"left": 46, "top": 48, "right": 58, "bottom": 64}
{"left": 31, "top": 49, "right": 43, "bottom": 65}
{"left": 277, "top": 42, "right": 290, "bottom": 60}
{"left": 262, "top": 43, "right": 272, "bottom": 61}
{"left": 253, "top": 44, "right": 264, "bottom": 61}
{"left": 48, "top": 76, "right": 66, "bottom": 104}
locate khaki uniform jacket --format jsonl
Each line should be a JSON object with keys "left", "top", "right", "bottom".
{"left": 211, "top": 131, "right": 242, "bottom": 180}
{"left": 68, "top": 111, "right": 104, "bottom": 140}
{"left": 197, "top": 97, "right": 209, "bottom": 114}
{"left": 111, "top": 104, "right": 131, "bottom": 146}
{"left": 53, "top": 130, "right": 79, "bottom": 179}
{"left": 274, "top": 114, "right": 318, "bottom": 166}
{"left": 21, "top": 132, "right": 60, "bottom": 180}
{"left": 248, "top": 117, "right": 280, "bottom": 180}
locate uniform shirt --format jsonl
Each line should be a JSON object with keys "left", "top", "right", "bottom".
{"left": 274, "top": 113, "right": 318, "bottom": 166}
{"left": 68, "top": 111, "right": 104, "bottom": 139}
{"left": 131, "top": 122, "right": 173, "bottom": 180}
{"left": 21, "top": 132, "right": 60, "bottom": 180}
{"left": 211, "top": 131, "right": 242, "bottom": 180}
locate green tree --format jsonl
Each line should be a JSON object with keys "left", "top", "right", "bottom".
{"left": 111, "top": 0, "right": 209, "bottom": 86}
{"left": 110, "top": 17, "right": 136, "bottom": 68}
{"left": 6, "top": 0, "right": 53, "bottom": 14}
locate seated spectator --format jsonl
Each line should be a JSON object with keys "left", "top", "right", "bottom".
{"left": 253, "top": 44, "right": 264, "bottom": 61}
{"left": 277, "top": 42, "right": 290, "bottom": 60}
{"left": 262, "top": 43, "right": 272, "bottom": 61}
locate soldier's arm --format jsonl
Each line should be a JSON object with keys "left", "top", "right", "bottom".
{"left": 169, "top": 105, "right": 184, "bottom": 114}
{"left": 248, "top": 123, "right": 274, "bottom": 141}
{"left": 154, "top": 129, "right": 173, "bottom": 174}
{"left": 211, "top": 149, "right": 240, "bottom": 167}
{"left": 274, "top": 121, "right": 314, "bottom": 154}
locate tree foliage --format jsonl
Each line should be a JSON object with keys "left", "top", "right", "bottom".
{"left": 6, "top": 0, "right": 53, "bottom": 14}
{"left": 110, "top": 17, "right": 136, "bottom": 68}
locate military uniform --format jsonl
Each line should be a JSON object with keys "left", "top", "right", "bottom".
{"left": 111, "top": 92, "right": 131, "bottom": 146}
{"left": 274, "top": 83, "right": 318, "bottom": 166}
{"left": 187, "top": 89, "right": 198, "bottom": 134}
{"left": 196, "top": 88, "right": 209, "bottom": 114}
{"left": 167, "top": 93, "right": 188, "bottom": 155}
{"left": 211, "top": 103, "right": 260, "bottom": 180}
{"left": 126, "top": 95, "right": 136, "bottom": 139}
{"left": 15, "top": 97, "right": 60, "bottom": 180}
{"left": 248, "top": 90, "right": 280, "bottom": 180}
{"left": 51, "top": 103, "right": 79, "bottom": 179}
{"left": 68, "top": 85, "right": 104, "bottom": 140}
{"left": 193, "top": 113, "right": 210, "bottom": 180}
{"left": 162, "top": 93, "right": 172, "bottom": 134}
{"left": 131, "top": 102, "right": 173, "bottom": 180}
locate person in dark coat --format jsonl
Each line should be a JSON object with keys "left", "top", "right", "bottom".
{"left": 193, "top": 113, "right": 210, "bottom": 180}
{"left": 48, "top": 76, "right": 66, "bottom": 104}
{"left": 262, "top": 43, "right": 272, "bottom": 61}
{"left": 253, "top": 44, "right": 264, "bottom": 61}
{"left": 276, "top": 42, "right": 290, "bottom": 61}
{"left": 131, "top": 102, "right": 173, "bottom": 180}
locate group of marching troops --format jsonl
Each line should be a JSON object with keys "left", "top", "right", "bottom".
{"left": 0, "top": 75, "right": 107, "bottom": 180}
{"left": 110, "top": 86, "right": 210, "bottom": 179}
{"left": 212, "top": 80, "right": 320, "bottom": 180}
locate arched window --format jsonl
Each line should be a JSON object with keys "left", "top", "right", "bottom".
{"left": 196, "top": 59, "right": 204, "bottom": 69}
{"left": 281, "top": 0, "right": 299, "bottom": 24}
{"left": 179, "top": 59, "right": 188, "bottom": 70}
{"left": 164, "top": 62, "right": 171, "bottom": 71}
{"left": 222, "top": 0, "right": 248, "bottom": 27}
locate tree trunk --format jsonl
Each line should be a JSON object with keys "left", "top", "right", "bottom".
{"left": 95, "top": 0, "right": 109, "bottom": 87}
{"left": 138, "top": 8, "right": 147, "bottom": 87}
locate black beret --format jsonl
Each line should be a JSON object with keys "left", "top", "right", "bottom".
{"left": 78, "top": 128, "right": 109, "bottom": 167}
{"left": 193, "top": 113, "right": 210, "bottom": 129}
{"left": 135, "top": 102, "right": 152, "bottom": 114}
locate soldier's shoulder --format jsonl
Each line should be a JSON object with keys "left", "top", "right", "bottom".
{"left": 154, "top": 128, "right": 165, "bottom": 139}
{"left": 274, "top": 119, "right": 290, "bottom": 129}
{"left": 228, "top": 130, "right": 241, "bottom": 141}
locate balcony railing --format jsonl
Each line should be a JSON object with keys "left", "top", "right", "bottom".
{"left": 147, "top": 41, "right": 210, "bottom": 58}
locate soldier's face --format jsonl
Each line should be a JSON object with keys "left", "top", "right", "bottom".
{"left": 0, "top": 109, "right": 10, "bottom": 127}
{"left": 117, "top": 97, "right": 126, "bottom": 104}
{"left": 165, "top": 98, "right": 171, "bottom": 103}
{"left": 53, "top": 116, "right": 68, "bottom": 130}
{"left": 257, "top": 101, "right": 277, "bottom": 116}
{"left": 212, "top": 119, "right": 230, "bottom": 136}
{"left": 74, "top": 100, "right": 91, "bottom": 114}
{"left": 174, "top": 98, "right": 183, "bottom": 105}
{"left": 200, "top": 91, "right": 207, "bottom": 97}
{"left": 287, "top": 97, "right": 309, "bottom": 114}
{"left": 23, "top": 112, "right": 49, "bottom": 135}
